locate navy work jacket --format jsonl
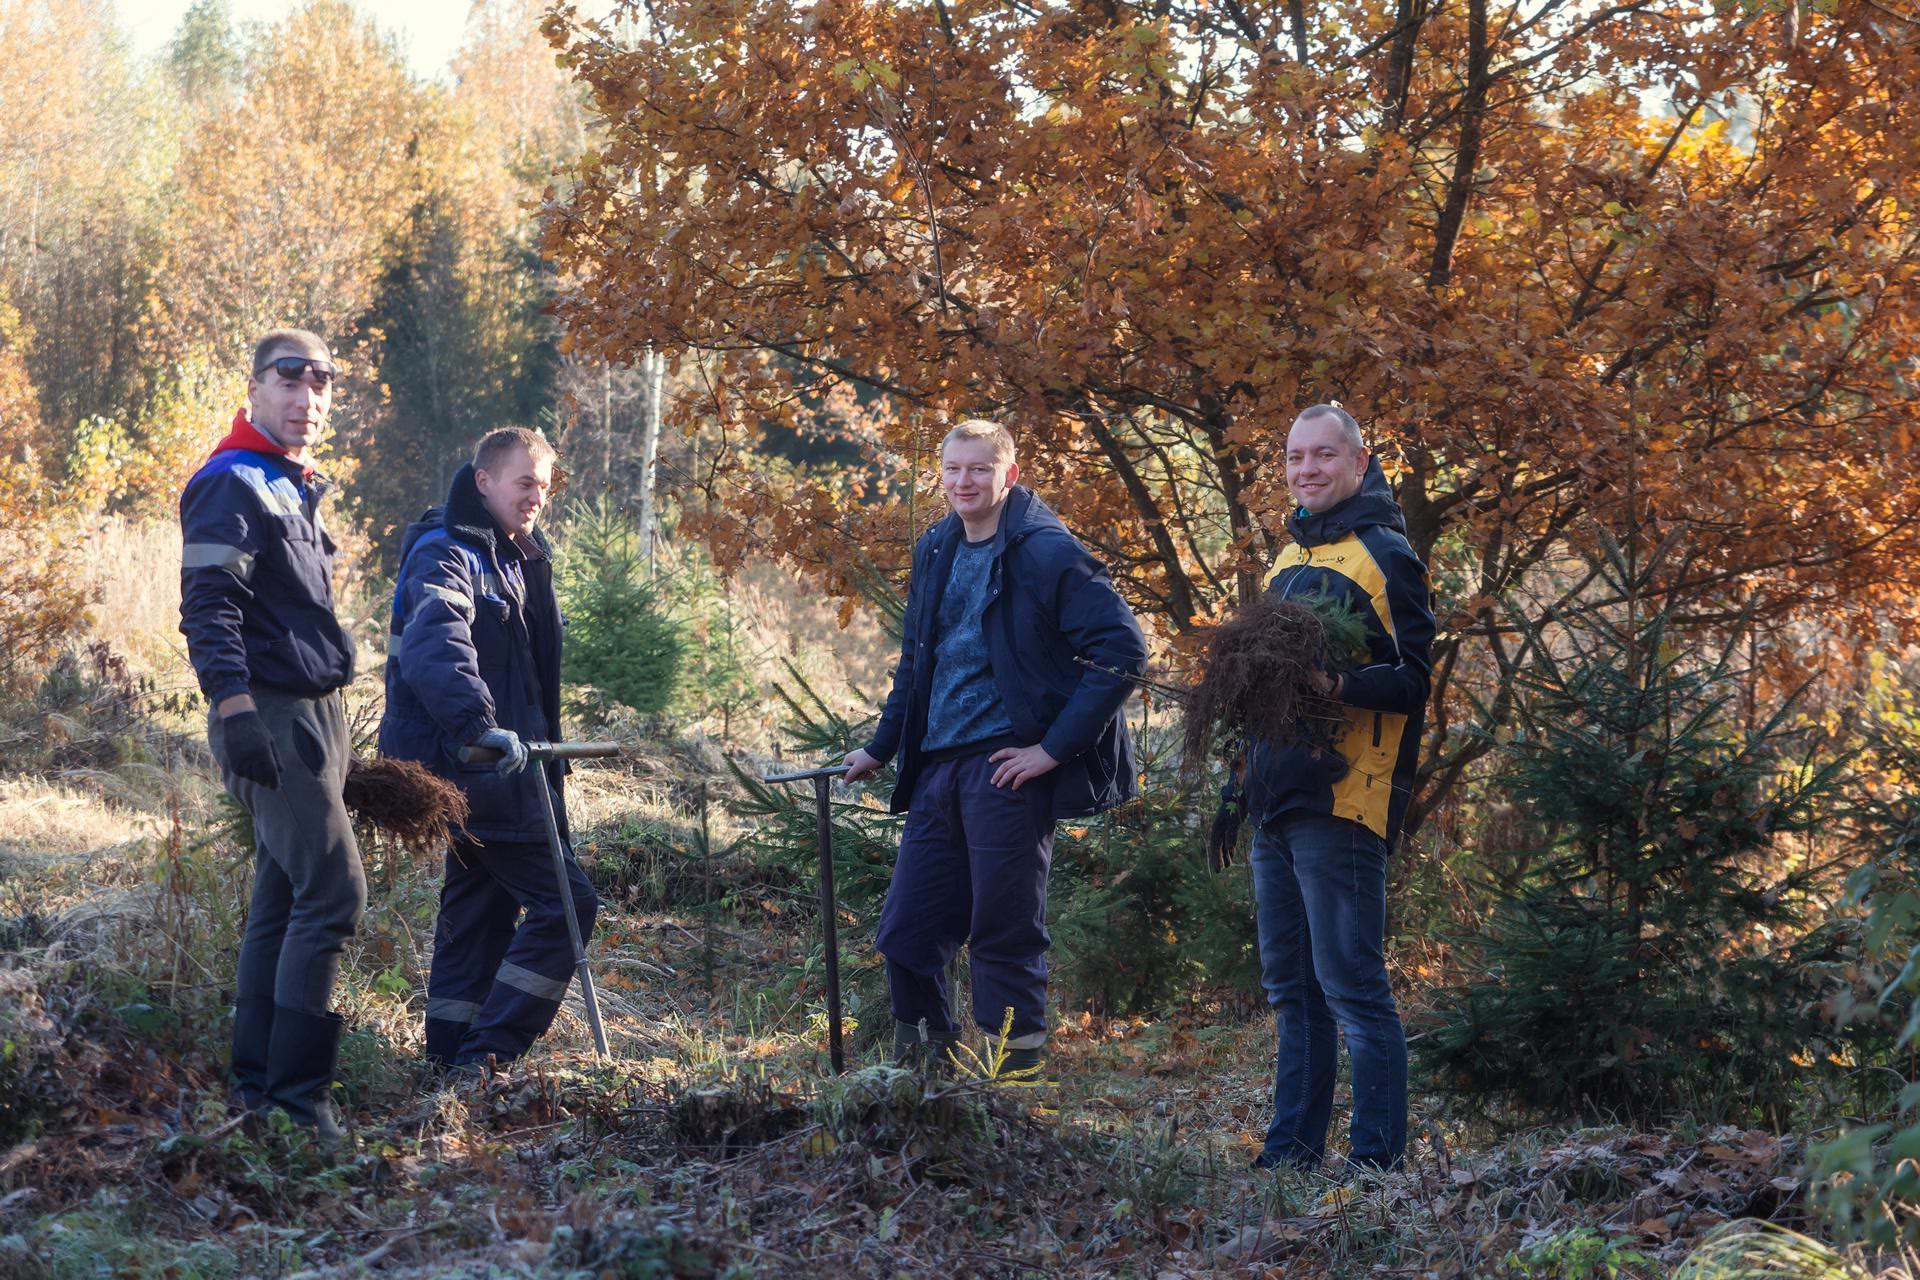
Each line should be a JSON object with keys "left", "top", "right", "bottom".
{"left": 179, "top": 414, "right": 356, "bottom": 704}
{"left": 865, "top": 486, "right": 1148, "bottom": 820}
{"left": 378, "top": 465, "right": 567, "bottom": 845}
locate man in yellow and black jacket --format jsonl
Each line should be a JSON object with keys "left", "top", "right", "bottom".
{"left": 1217, "top": 403, "right": 1435, "bottom": 1176}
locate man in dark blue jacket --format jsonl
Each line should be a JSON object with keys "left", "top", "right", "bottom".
{"left": 1218, "top": 404, "right": 1435, "bottom": 1175}
{"left": 379, "top": 427, "right": 597, "bottom": 1070}
{"left": 179, "top": 327, "right": 362, "bottom": 1142}
{"left": 843, "top": 419, "right": 1147, "bottom": 1077}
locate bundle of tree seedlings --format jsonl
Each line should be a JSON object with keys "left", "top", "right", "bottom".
{"left": 1180, "top": 593, "right": 1372, "bottom": 777}
{"left": 342, "top": 756, "right": 469, "bottom": 857}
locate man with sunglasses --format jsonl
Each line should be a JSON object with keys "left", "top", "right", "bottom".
{"left": 179, "top": 328, "right": 362, "bottom": 1145}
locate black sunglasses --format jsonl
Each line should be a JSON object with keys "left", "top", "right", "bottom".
{"left": 255, "top": 355, "right": 338, "bottom": 385}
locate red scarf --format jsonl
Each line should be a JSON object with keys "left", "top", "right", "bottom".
{"left": 210, "top": 409, "right": 314, "bottom": 478}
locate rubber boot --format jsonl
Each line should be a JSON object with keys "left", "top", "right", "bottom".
{"left": 229, "top": 996, "right": 274, "bottom": 1114}
{"left": 993, "top": 1044, "right": 1045, "bottom": 1083}
{"left": 264, "top": 1006, "right": 346, "bottom": 1149}
{"left": 893, "top": 1020, "right": 958, "bottom": 1076}
{"left": 423, "top": 1015, "right": 466, "bottom": 1072}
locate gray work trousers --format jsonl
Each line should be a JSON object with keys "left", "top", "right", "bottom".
{"left": 208, "top": 689, "right": 366, "bottom": 1016}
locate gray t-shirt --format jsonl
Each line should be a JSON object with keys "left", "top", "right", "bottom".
{"left": 922, "top": 537, "right": 1014, "bottom": 753}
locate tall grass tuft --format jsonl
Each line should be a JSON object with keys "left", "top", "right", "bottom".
{"left": 1673, "top": 1222, "right": 1874, "bottom": 1280}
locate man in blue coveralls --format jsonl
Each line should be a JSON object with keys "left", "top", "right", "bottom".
{"left": 379, "top": 426, "right": 598, "bottom": 1072}
{"left": 843, "top": 419, "right": 1147, "bottom": 1077}
{"left": 179, "top": 328, "right": 362, "bottom": 1142}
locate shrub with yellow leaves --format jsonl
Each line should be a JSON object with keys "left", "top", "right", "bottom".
{"left": 0, "top": 310, "right": 94, "bottom": 693}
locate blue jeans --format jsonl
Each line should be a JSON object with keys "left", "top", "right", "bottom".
{"left": 1250, "top": 813, "right": 1407, "bottom": 1170}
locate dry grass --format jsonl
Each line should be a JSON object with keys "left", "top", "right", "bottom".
{"left": 74, "top": 514, "right": 391, "bottom": 688}
{"left": 730, "top": 561, "right": 893, "bottom": 704}
{"left": 71, "top": 516, "right": 188, "bottom": 677}
{"left": 564, "top": 756, "right": 682, "bottom": 831}
{"left": 0, "top": 515, "right": 1883, "bottom": 1278}
{"left": 64, "top": 513, "right": 888, "bottom": 759}
{"left": 0, "top": 777, "right": 162, "bottom": 859}
{"left": 0, "top": 735, "right": 1883, "bottom": 1279}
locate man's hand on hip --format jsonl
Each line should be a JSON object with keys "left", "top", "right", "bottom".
{"left": 221, "top": 709, "right": 283, "bottom": 789}
{"left": 842, "top": 748, "right": 882, "bottom": 784}
{"left": 989, "top": 744, "right": 1059, "bottom": 790}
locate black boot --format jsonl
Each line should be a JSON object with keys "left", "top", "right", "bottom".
{"left": 423, "top": 1014, "right": 466, "bottom": 1072}
{"left": 264, "top": 1006, "right": 346, "bottom": 1148}
{"left": 893, "top": 1020, "right": 958, "bottom": 1075}
{"left": 230, "top": 997, "right": 274, "bottom": 1113}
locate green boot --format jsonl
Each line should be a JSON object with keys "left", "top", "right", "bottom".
{"left": 992, "top": 1044, "right": 1048, "bottom": 1083}
{"left": 893, "top": 1020, "right": 958, "bottom": 1075}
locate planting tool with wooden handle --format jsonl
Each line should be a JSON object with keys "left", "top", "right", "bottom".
{"left": 458, "top": 739, "right": 623, "bottom": 1057}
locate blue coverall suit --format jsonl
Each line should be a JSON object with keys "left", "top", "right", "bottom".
{"left": 378, "top": 464, "right": 597, "bottom": 1067}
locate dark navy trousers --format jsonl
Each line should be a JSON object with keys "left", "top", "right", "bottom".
{"left": 424, "top": 836, "right": 598, "bottom": 1067}
{"left": 875, "top": 751, "right": 1057, "bottom": 1049}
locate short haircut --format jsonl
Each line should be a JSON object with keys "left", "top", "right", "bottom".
{"left": 1294, "top": 403, "right": 1365, "bottom": 451}
{"left": 941, "top": 418, "right": 1016, "bottom": 467}
{"left": 251, "top": 328, "right": 330, "bottom": 374}
{"left": 474, "top": 426, "right": 558, "bottom": 474}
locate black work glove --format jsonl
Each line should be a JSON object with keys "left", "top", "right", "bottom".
{"left": 1207, "top": 794, "right": 1245, "bottom": 872}
{"left": 221, "top": 710, "right": 282, "bottom": 790}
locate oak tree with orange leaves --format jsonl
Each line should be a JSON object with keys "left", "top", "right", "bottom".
{"left": 542, "top": 0, "right": 1920, "bottom": 828}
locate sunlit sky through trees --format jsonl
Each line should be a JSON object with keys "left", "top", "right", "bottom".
{"left": 117, "top": 0, "right": 616, "bottom": 81}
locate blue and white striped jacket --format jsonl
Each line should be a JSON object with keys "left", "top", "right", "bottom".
{"left": 178, "top": 427, "right": 356, "bottom": 703}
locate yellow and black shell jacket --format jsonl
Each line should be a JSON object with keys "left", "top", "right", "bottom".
{"left": 1244, "top": 459, "right": 1436, "bottom": 850}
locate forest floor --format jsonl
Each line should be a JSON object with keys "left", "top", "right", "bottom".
{"left": 0, "top": 704, "right": 1845, "bottom": 1279}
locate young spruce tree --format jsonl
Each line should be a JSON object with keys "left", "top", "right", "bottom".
{"left": 557, "top": 496, "right": 683, "bottom": 724}
{"left": 1421, "top": 534, "right": 1852, "bottom": 1124}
